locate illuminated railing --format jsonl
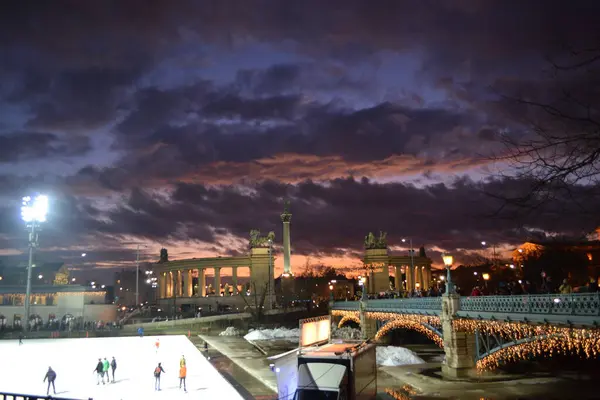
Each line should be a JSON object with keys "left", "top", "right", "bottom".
{"left": 332, "top": 293, "right": 600, "bottom": 325}
{"left": 332, "top": 298, "right": 442, "bottom": 314}
{"left": 459, "top": 293, "right": 600, "bottom": 316}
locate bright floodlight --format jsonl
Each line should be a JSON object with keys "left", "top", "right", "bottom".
{"left": 481, "top": 241, "right": 486, "bottom": 246}
{"left": 442, "top": 254, "right": 453, "bottom": 267}
{"left": 21, "top": 195, "right": 48, "bottom": 223}
{"left": 81, "top": 253, "right": 87, "bottom": 257}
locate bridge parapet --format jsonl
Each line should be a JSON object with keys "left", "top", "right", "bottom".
{"left": 366, "top": 298, "right": 442, "bottom": 314}
{"left": 457, "top": 293, "right": 600, "bottom": 326}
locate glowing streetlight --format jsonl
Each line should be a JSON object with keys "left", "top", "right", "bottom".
{"left": 71, "top": 277, "right": 76, "bottom": 282}
{"left": 21, "top": 194, "right": 48, "bottom": 330}
{"left": 482, "top": 273, "right": 490, "bottom": 281}
{"left": 101, "top": 284, "right": 106, "bottom": 289}
{"left": 81, "top": 253, "right": 87, "bottom": 257}
{"left": 473, "top": 271, "right": 478, "bottom": 276}
{"left": 442, "top": 254, "right": 455, "bottom": 295}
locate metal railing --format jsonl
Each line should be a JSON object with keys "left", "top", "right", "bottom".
{"left": 459, "top": 292, "right": 600, "bottom": 316}
{"left": 0, "top": 393, "right": 91, "bottom": 400}
{"left": 332, "top": 293, "right": 600, "bottom": 324}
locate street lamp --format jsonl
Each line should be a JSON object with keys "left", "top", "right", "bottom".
{"left": 481, "top": 241, "right": 497, "bottom": 266}
{"left": 402, "top": 238, "right": 415, "bottom": 292}
{"left": 21, "top": 194, "right": 48, "bottom": 330}
{"left": 442, "top": 254, "right": 455, "bottom": 295}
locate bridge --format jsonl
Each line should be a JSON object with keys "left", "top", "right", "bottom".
{"left": 331, "top": 292, "right": 600, "bottom": 377}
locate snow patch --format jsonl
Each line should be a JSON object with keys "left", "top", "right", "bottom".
{"left": 243, "top": 327, "right": 300, "bottom": 341}
{"left": 331, "top": 325, "right": 361, "bottom": 340}
{"left": 219, "top": 326, "right": 243, "bottom": 336}
{"left": 376, "top": 346, "right": 426, "bottom": 366}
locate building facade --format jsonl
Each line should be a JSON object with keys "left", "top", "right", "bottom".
{"left": 0, "top": 285, "right": 116, "bottom": 326}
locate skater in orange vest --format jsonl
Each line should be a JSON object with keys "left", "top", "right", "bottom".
{"left": 179, "top": 364, "right": 187, "bottom": 392}
{"left": 155, "top": 338, "right": 160, "bottom": 353}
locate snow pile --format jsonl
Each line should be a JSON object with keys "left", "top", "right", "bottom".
{"left": 431, "top": 354, "right": 446, "bottom": 363}
{"left": 376, "top": 346, "right": 425, "bottom": 366}
{"left": 244, "top": 327, "right": 300, "bottom": 341}
{"left": 331, "top": 325, "right": 361, "bottom": 340}
{"left": 219, "top": 326, "right": 243, "bottom": 336}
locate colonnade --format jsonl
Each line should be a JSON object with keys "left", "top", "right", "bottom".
{"left": 157, "top": 266, "right": 242, "bottom": 299}
{"left": 396, "top": 264, "right": 432, "bottom": 292}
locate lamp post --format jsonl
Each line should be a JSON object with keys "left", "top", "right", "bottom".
{"left": 442, "top": 254, "right": 455, "bottom": 295}
{"left": 402, "top": 238, "right": 415, "bottom": 292}
{"left": 481, "top": 241, "right": 497, "bottom": 266}
{"left": 21, "top": 195, "right": 48, "bottom": 331}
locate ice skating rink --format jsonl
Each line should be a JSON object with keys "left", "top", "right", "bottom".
{"left": 0, "top": 335, "right": 243, "bottom": 400}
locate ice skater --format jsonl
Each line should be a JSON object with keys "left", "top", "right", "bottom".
{"left": 110, "top": 357, "right": 117, "bottom": 382}
{"left": 94, "top": 358, "right": 105, "bottom": 385}
{"left": 102, "top": 357, "right": 110, "bottom": 382}
{"left": 155, "top": 338, "right": 160, "bottom": 353}
{"left": 204, "top": 341, "right": 210, "bottom": 360}
{"left": 179, "top": 363, "right": 187, "bottom": 392}
{"left": 138, "top": 326, "right": 144, "bottom": 338}
{"left": 180, "top": 355, "right": 186, "bottom": 367}
{"left": 154, "top": 362, "right": 165, "bottom": 391}
{"left": 18, "top": 332, "right": 23, "bottom": 345}
{"left": 43, "top": 366, "right": 56, "bottom": 395}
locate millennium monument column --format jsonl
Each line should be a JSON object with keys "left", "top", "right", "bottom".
{"left": 281, "top": 200, "right": 292, "bottom": 276}
{"left": 280, "top": 200, "right": 294, "bottom": 299}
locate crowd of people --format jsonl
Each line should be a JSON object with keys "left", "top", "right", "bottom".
{"left": 467, "top": 276, "right": 599, "bottom": 297}
{"left": 40, "top": 350, "right": 190, "bottom": 395}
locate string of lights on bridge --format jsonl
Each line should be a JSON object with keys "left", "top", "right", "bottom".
{"left": 333, "top": 310, "right": 600, "bottom": 371}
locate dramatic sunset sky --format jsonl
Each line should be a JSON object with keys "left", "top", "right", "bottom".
{"left": 0, "top": 1, "right": 599, "bottom": 280}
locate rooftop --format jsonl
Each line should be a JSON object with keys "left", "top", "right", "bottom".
{"left": 0, "top": 285, "right": 105, "bottom": 295}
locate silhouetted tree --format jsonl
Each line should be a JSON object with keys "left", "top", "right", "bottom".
{"left": 492, "top": 48, "right": 600, "bottom": 216}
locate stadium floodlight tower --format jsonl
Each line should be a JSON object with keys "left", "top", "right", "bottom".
{"left": 21, "top": 195, "right": 49, "bottom": 330}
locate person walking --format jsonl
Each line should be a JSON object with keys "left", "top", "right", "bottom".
{"left": 43, "top": 367, "right": 57, "bottom": 395}
{"left": 102, "top": 357, "right": 110, "bottom": 382}
{"left": 110, "top": 357, "right": 117, "bottom": 382}
{"left": 179, "top": 363, "right": 187, "bottom": 392}
{"left": 94, "top": 358, "right": 105, "bottom": 385}
{"left": 154, "top": 362, "right": 165, "bottom": 391}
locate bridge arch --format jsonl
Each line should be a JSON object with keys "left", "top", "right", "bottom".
{"left": 374, "top": 318, "right": 444, "bottom": 348}
{"left": 338, "top": 315, "right": 360, "bottom": 328}
{"left": 476, "top": 331, "right": 600, "bottom": 371}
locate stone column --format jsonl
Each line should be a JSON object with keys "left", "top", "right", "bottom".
{"left": 405, "top": 265, "right": 412, "bottom": 293}
{"left": 214, "top": 267, "right": 221, "bottom": 296}
{"left": 441, "top": 293, "right": 476, "bottom": 379}
{"left": 197, "top": 268, "right": 206, "bottom": 297}
{"left": 232, "top": 267, "right": 238, "bottom": 295}
{"left": 159, "top": 273, "right": 165, "bottom": 299}
{"left": 394, "top": 266, "right": 402, "bottom": 294}
{"left": 176, "top": 270, "right": 181, "bottom": 297}
{"left": 368, "top": 270, "right": 375, "bottom": 294}
{"left": 186, "top": 270, "right": 193, "bottom": 297}
{"left": 166, "top": 272, "right": 172, "bottom": 297}
{"left": 359, "top": 295, "right": 377, "bottom": 340}
{"left": 281, "top": 203, "right": 292, "bottom": 275}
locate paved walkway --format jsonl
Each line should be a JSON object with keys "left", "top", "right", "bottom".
{"left": 198, "top": 335, "right": 279, "bottom": 394}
